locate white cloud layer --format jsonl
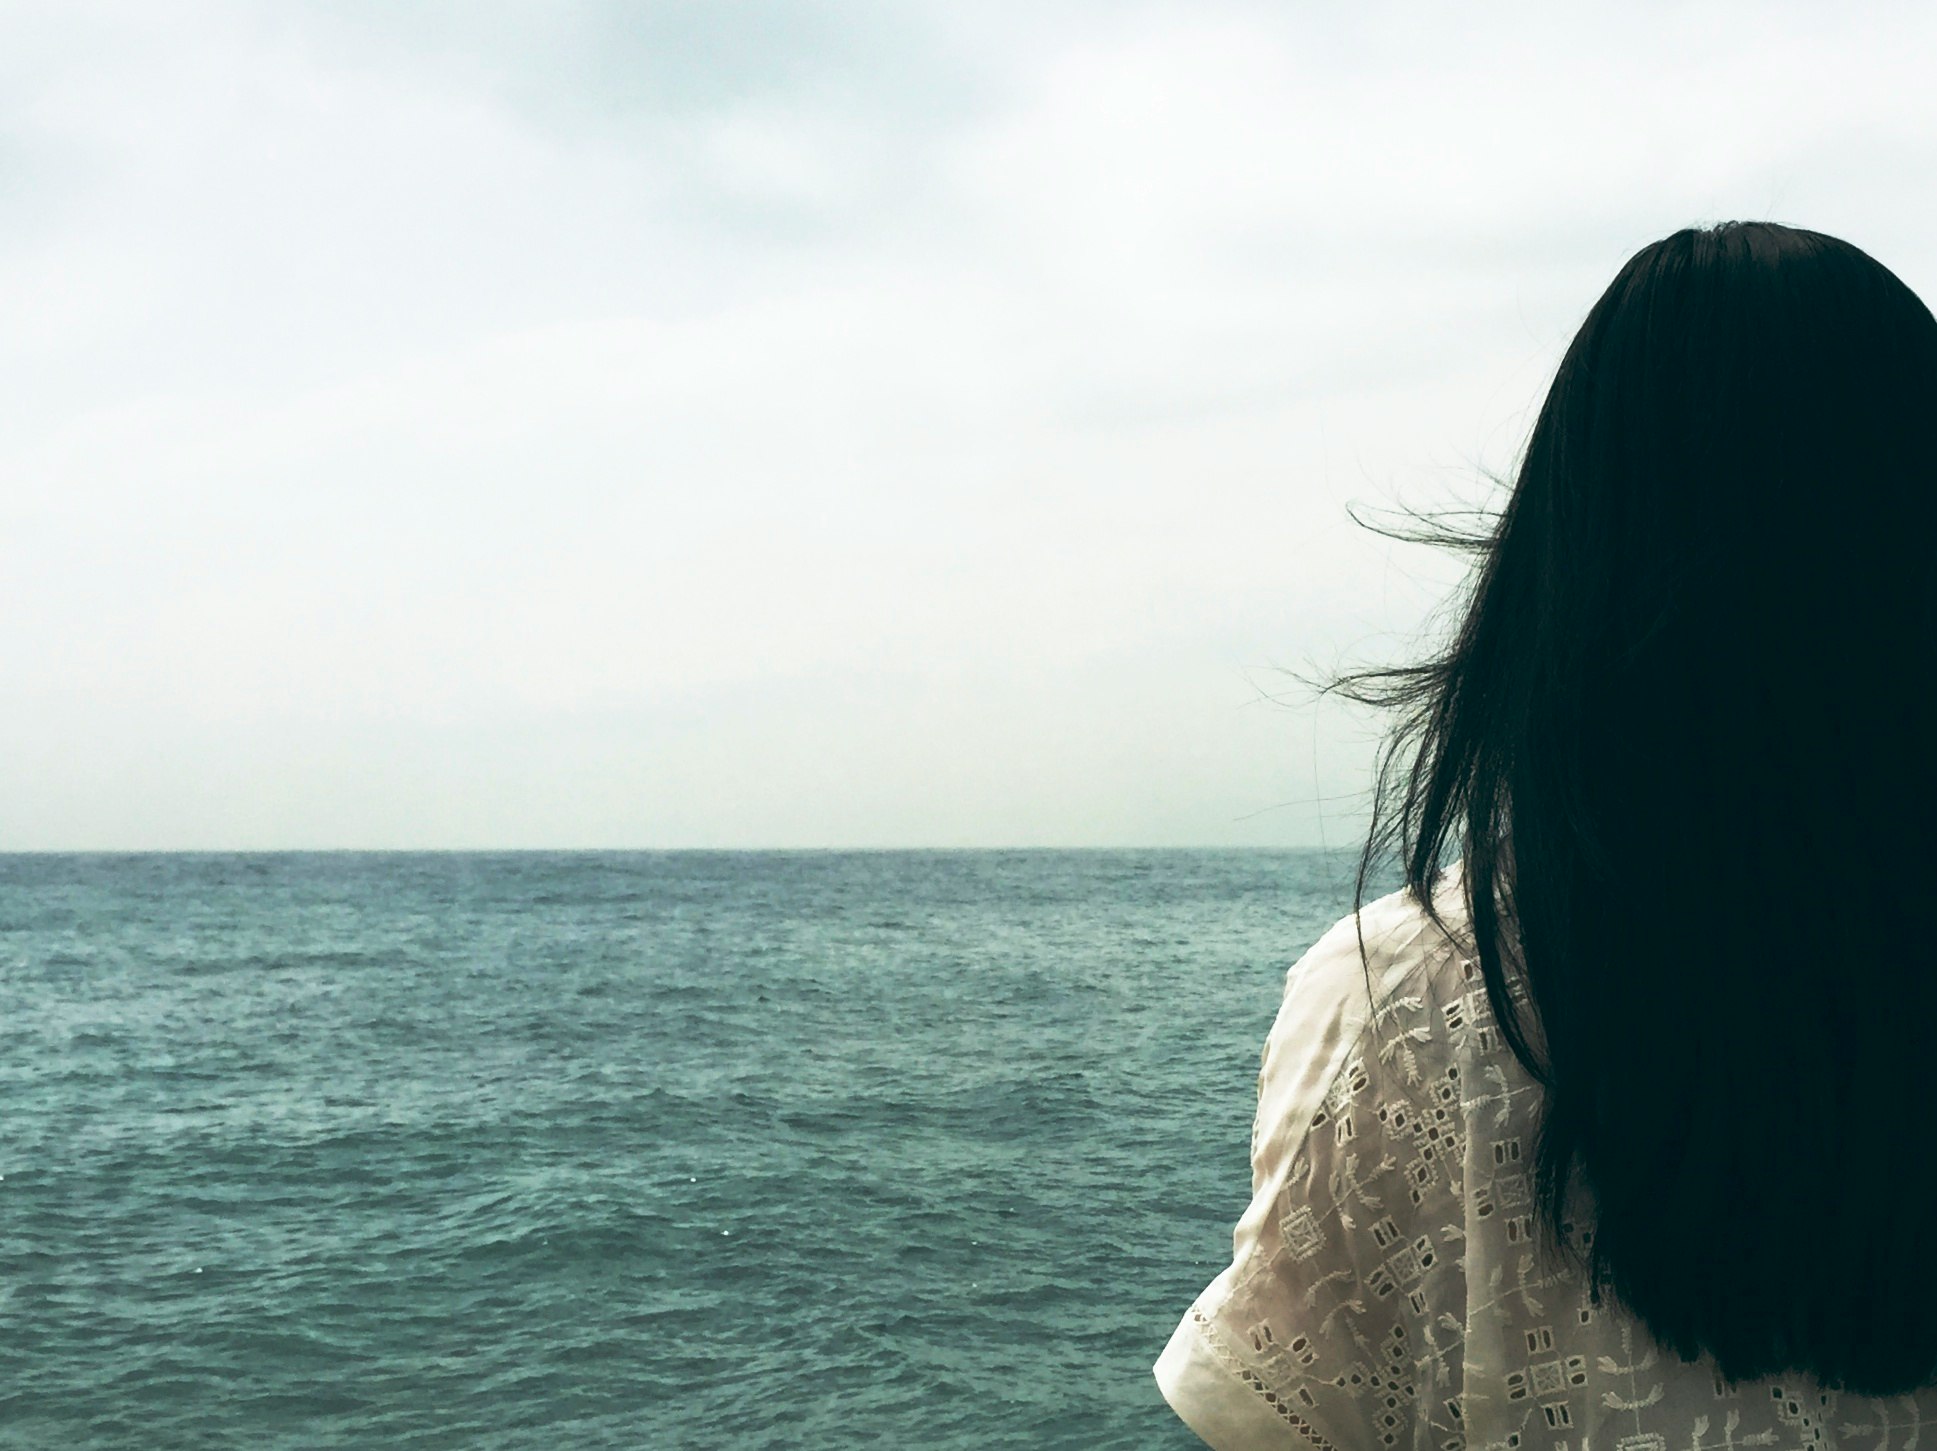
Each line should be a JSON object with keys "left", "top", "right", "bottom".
{"left": 1, "top": 0, "right": 1932, "bottom": 846}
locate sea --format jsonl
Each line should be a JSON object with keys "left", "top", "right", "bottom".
{"left": 0, "top": 847, "right": 1401, "bottom": 1450}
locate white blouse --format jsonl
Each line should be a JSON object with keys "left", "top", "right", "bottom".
{"left": 1154, "top": 858, "right": 1924, "bottom": 1451}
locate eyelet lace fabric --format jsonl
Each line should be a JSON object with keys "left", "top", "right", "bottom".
{"left": 1154, "top": 860, "right": 1924, "bottom": 1451}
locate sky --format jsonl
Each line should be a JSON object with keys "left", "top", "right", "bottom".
{"left": 1, "top": 0, "right": 1932, "bottom": 850}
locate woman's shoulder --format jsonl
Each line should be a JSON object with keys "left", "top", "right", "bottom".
{"left": 1296, "top": 858, "right": 1474, "bottom": 998}
{"left": 1270, "top": 861, "right": 1476, "bottom": 1076}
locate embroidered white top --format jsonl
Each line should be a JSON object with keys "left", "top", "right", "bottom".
{"left": 1153, "top": 858, "right": 1920, "bottom": 1451}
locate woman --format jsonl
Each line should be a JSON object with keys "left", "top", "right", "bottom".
{"left": 1155, "top": 221, "right": 1937, "bottom": 1451}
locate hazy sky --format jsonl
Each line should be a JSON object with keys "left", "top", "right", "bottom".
{"left": 1, "top": 0, "right": 1931, "bottom": 849}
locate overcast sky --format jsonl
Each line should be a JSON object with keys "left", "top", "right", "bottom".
{"left": 1, "top": 0, "right": 1930, "bottom": 850}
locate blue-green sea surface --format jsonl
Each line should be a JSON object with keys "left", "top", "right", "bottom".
{"left": 0, "top": 848, "right": 1394, "bottom": 1450}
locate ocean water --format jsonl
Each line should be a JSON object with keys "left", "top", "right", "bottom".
{"left": 0, "top": 848, "right": 1397, "bottom": 1450}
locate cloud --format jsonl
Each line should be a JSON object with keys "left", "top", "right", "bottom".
{"left": 1, "top": 0, "right": 1933, "bottom": 845}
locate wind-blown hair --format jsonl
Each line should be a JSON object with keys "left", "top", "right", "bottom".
{"left": 1313, "top": 220, "right": 1937, "bottom": 1396}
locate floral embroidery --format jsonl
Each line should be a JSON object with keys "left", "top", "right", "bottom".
{"left": 1160, "top": 864, "right": 1895, "bottom": 1451}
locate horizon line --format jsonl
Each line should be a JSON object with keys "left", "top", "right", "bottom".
{"left": 0, "top": 843, "right": 1367, "bottom": 856}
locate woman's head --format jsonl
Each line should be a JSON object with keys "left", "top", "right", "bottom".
{"left": 1321, "top": 221, "right": 1937, "bottom": 1395}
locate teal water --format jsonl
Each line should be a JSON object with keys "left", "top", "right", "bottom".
{"left": 0, "top": 848, "right": 1392, "bottom": 1449}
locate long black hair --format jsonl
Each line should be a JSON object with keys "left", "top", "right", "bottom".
{"left": 1310, "top": 220, "right": 1937, "bottom": 1396}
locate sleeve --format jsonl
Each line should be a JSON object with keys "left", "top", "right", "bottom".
{"left": 1153, "top": 913, "right": 1434, "bottom": 1451}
